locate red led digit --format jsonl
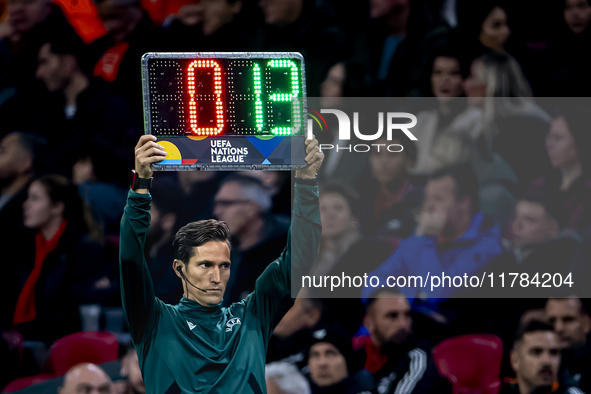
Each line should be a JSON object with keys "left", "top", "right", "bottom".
{"left": 187, "top": 59, "right": 224, "bottom": 135}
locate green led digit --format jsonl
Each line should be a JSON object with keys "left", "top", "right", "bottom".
{"left": 267, "top": 59, "right": 300, "bottom": 136}
{"left": 253, "top": 63, "right": 264, "bottom": 132}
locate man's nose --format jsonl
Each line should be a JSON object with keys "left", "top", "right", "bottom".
{"left": 211, "top": 267, "right": 221, "bottom": 283}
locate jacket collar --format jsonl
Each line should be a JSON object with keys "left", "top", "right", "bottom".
{"left": 178, "top": 296, "right": 223, "bottom": 320}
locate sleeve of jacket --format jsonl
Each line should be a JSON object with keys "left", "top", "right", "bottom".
{"left": 249, "top": 182, "right": 321, "bottom": 338}
{"left": 119, "top": 189, "right": 160, "bottom": 346}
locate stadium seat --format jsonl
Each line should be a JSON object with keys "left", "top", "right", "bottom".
{"left": 433, "top": 334, "right": 503, "bottom": 394}
{"left": 1, "top": 374, "right": 54, "bottom": 393}
{"left": 44, "top": 331, "right": 119, "bottom": 376}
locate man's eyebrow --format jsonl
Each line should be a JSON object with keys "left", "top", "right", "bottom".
{"left": 195, "top": 260, "right": 231, "bottom": 265}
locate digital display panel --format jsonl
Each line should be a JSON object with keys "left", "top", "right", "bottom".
{"left": 142, "top": 52, "right": 307, "bottom": 170}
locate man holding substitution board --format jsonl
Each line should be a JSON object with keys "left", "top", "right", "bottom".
{"left": 120, "top": 133, "right": 323, "bottom": 393}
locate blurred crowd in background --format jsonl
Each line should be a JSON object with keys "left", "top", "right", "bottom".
{"left": 1, "top": 0, "right": 591, "bottom": 392}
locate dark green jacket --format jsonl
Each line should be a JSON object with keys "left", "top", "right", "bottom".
{"left": 119, "top": 183, "right": 321, "bottom": 394}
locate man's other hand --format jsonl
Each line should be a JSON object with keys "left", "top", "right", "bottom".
{"left": 135, "top": 135, "right": 167, "bottom": 179}
{"left": 295, "top": 134, "right": 324, "bottom": 179}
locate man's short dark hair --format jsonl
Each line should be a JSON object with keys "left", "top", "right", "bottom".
{"left": 320, "top": 183, "right": 360, "bottom": 218}
{"left": 513, "top": 320, "right": 555, "bottom": 350}
{"left": 173, "top": 220, "right": 232, "bottom": 263}
{"left": 430, "top": 163, "right": 480, "bottom": 215}
{"left": 364, "top": 288, "right": 405, "bottom": 309}
{"left": 520, "top": 188, "right": 568, "bottom": 228}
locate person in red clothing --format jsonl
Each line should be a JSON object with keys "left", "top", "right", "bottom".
{"left": 8, "top": 174, "right": 107, "bottom": 344}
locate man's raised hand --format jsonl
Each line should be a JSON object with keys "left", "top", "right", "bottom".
{"left": 295, "top": 134, "right": 324, "bottom": 179}
{"left": 135, "top": 135, "right": 167, "bottom": 179}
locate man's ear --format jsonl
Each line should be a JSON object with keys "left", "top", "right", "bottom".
{"left": 510, "top": 349, "right": 520, "bottom": 373}
{"left": 173, "top": 259, "right": 184, "bottom": 279}
{"left": 582, "top": 313, "right": 591, "bottom": 335}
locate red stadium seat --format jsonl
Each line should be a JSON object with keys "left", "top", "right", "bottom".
{"left": 2, "top": 374, "right": 54, "bottom": 393}
{"left": 45, "top": 331, "right": 119, "bottom": 376}
{"left": 433, "top": 334, "right": 503, "bottom": 394}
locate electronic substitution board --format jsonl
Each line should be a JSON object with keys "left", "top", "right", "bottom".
{"left": 141, "top": 52, "right": 308, "bottom": 171}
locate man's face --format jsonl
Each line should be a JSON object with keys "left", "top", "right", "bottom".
{"left": 564, "top": 0, "right": 591, "bottom": 34}
{"left": 0, "top": 133, "right": 31, "bottom": 182}
{"left": 512, "top": 331, "right": 560, "bottom": 391}
{"left": 422, "top": 176, "right": 462, "bottom": 229}
{"left": 546, "top": 299, "right": 591, "bottom": 349}
{"left": 213, "top": 182, "right": 259, "bottom": 237}
{"left": 308, "top": 342, "right": 348, "bottom": 388}
{"left": 59, "top": 364, "right": 112, "bottom": 394}
{"left": 7, "top": 0, "right": 52, "bottom": 34}
{"left": 201, "top": 0, "right": 241, "bottom": 36}
{"left": 365, "top": 295, "right": 412, "bottom": 348}
{"left": 369, "top": 0, "right": 409, "bottom": 19}
{"left": 177, "top": 241, "right": 231, "bottom": 306}
{"left": 511, "top": 201, "right": 559, "bottom": 249}
{"left": 96, "top": 0, "right": 141, "bottom": 42}
{"left": 258, "top": 0, "right": 302, "bottom": 27}
{"left": 36, "top": 43, "right": 70, "bottom": 92}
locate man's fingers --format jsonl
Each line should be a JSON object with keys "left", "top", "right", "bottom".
{"left": 305, "top": 134, "right": 315, "bottom": 145}
{"left": 305, "top": 139, "right": 318, "bottom": 154}
{"left": 305, "top": 149, "right": 324, "bottom": 164}
{"left": 136, "top": 141, "right": 165, "bottom": 156}
{"left": 135, "top": 135, "right": 157, "bottom": 151}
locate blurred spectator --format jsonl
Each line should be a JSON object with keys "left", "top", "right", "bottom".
{"left": 73, "top": 142, "right": 129, "bottom": 237}
{"left": 546, "top": 298, "right": 591, "bottom": 350}
{"left": 306, "top": 326, "right": 375, "bottom": 394}
{"left": 268, "top": 293, "right": 324, "bottom": 369}
{"left": 7, "top": 174, "right": 107, "bottom": 344}
{"left": 362, "top": 164, "right": 502, "bottom": 300}
{"left": 411, "top": 46, "right": 470, "bottom": 175}
{"left": 484, "top": 191, "right": 579, "bottom": 285}
{"left": 1, "top": 0, "right": 77, "bottom": 86}
{"left": 456, "top": 1, "right": 510, "bottom": 57}
{"left": 196, "top": 0, "right": 255, "bottom": 51}
{"left": 266, "top": 361, "right": 311, "bottom": 394}
{"left": 430, "top": 134, "right": 518, "bottom": 233}
{"left": 545, "top": 0, "right": 591, "bottom": 96}
{"left": 213, "top": 175, "right": 289, "bottom": 304}
{"left": 176, "top": 171, "right": 225, "bottom": 225}
{"left": 257, "top": 0, "right": 349, "bottom": 96}
{"left": 239, "top": 171, "right": 291, "bottom": 217}
{"left": 145, "top": 178, "right": 183, "bottom": 305}
{"left": 501, "top": 320, "right": 580, "bottom": 394}
{"left": 34, "top": 31, "right": 139, "bottom": 174}
{"left": 59, "top": 363, "right": 113, "bottom": 394}
{"left": 312, "top": 184, "right": 361, "bottom": 276}
{"left": 90, "top": 0, "right": 159, "bottom": 114}
{"left": 54, "top": 0, "right": 107, "bottom": 43}
{"left": 463, "top": 52, "right": 552, "bottom": 189}
{"left": 546, "top": 298, "right": 591, "bottom": 392}
{"left": 0, "top": 131, "right": 45, "bottom": 233}
{"left": 357, "top": 289, "right": 451, "bottom": 393}
{"left": 360, "top": 0, "right": 449, "bottom": 96}
{"left": 357, "top": 136, "right": 421, "bottom": 242}
{"left": 119, "top": 346, "right": 145, "bottom": 394}
{"left": 526, "top": 108, "right": 591, "bottom": 234}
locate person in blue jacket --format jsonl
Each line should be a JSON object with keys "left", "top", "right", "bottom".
{"left": 120, "top": 134, "right": 323, "bottom": 393}
{"left": 361, "top": 164, "right": 502, "bottom": 302}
